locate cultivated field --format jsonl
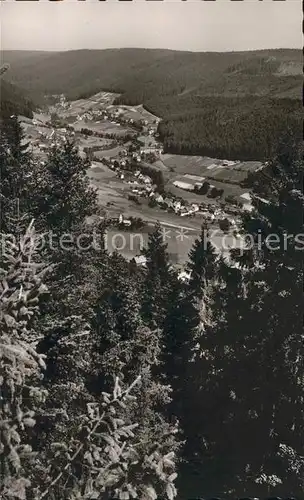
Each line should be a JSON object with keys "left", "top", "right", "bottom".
{"left": 135, "top": 104, "right": 160, "bottom": 122}
{"left": 167, "top": 181, "right": 247, "bottom": 205}
{"left": 60, "top": 91, "right": 119, "bottom": 117}
{"left": 86, "top": 91, "right": 120, "bottom": 106}
{"left": 87, "top": 162, "right": 117, "bottom": 179}
{"left": 87, "top": 162, "right": 208, "bottom": 230}
{"left": 162, "top": 154, "right": 261, "bottom": 177}
{"left": 72, "top": 120, "right": 134, "bottom": 137}
{"left": 94, "top": 145, "right": 126, "bottom": 159}
{"left": 106, "top": 103, "right": 160, "bottom": 126}
{"left": 77, "top": 136, "right": 114, "bottom": 149}
{"left": 32, "top": 112, "right": 51, "bottom": 124}
{"left": 161, "top": 153, "right": 262, "bottom": 203}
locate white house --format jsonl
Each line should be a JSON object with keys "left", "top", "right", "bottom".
{"left": 173, "top": 180, "right": 195, "bottom": 191}
{"left": 191, "top": 204, "right": 199, "bottom": 212}
{"left": 222, "top": 160, "right": 235, "bottom": 167}
{"left": 155, "top": 195, "right": 164, "bottom": 204}
{"left": 240, "top": 192, "right": 253, "bottom": 212}
{"left": 240, "top": 192, "right": 251, "bottom": 202}
{"left": 243, "top": 204, "right": 254, "bottom": 212}
{"left": 134, "top": 255, "right": 147, "bottom": 267}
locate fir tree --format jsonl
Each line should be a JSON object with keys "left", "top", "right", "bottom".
{"left": 194, "top": 140, "right": 304, "bottom": 496}
{"left": 32, "top": 141, "right": 97, "bottom": 233}
{"left": 0, "top": 222, "right": 48, "bottom": 500}
{"left": 141, "top": 222, "right": 174, "bottom": 328}
{"left": 230, "top": 140, "right": 304, "bottom": 495}
{"left": 0, "top": 116, "right": 34, "bottom": 233}
{"left": 160, "top": 273, "right": 200, "bottom": 433}
{"left": 186, "top": 225, "right": 218, "bottom": 302}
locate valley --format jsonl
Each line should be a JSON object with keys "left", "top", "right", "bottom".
{"left": 2, "top": 48, "right": 302, "bottom": 161}
{"left": 3, "top": 48, "right": 300, "bottom": 264}
{"left": 17, "top": 89, "right": 259, "bottom": 263}
{"left": 1, "top": 12, "right": 302, "bottom": 495}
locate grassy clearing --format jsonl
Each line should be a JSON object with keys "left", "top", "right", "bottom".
{"left": 161, "top": 153, "right": 262, "bottom": 201}
{"left": 72, "top": 120, "right": 134, "bottom": 136}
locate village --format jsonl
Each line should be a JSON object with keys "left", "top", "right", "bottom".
{"left": 17, "top": 91, "right": 265, "bottom": 265}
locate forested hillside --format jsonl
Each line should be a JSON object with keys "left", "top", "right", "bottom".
{"left": 157, "top": 97, "right": 302, "bottom": 161}
{"left": 0, "top": 116, "right": 303, "bottom": 499}
{"left": 2, "top": 48, "right": 302, "bottom": 100}
{"left": 2, "top": 48, "right": 302, "bottom": 159}
{"left": 0, "top": 79, "right": 35, "bottom": 118}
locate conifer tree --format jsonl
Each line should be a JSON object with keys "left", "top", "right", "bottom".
{"left": 186, "top": 225, "right": 218, "bottom": 302}
{"left": 38, "top": 376, "right": 179, "bottom": 500}
{"left": 169, "top": 227, "right": 219, "bottom": 495}
{"left": 91, "top": 249, "right": 181, "bottom": 499}
{"left": 160, "top": 274, "right": 199, "bottom": 418}
{"left": 193, "top": 140, "right": 304, "bottom": 496}
{"left": 93, "top": 251, "right": 145, "bottom": 384}
{"left": 229, "top": 140, "right": 304, "bottom": 495}
{"left": 32, "top": 141, "right": 97, "bottom": 233}
{"left": 141, "top": 222, "right": 174, "bottom": 328}
{"left": 186, "top": 258, "right": 249, "bottom": 494}
{"left": 0, "top": 116, "right": 34, "bottom": 233}
{"left": 0, "top": 222, "right": 48, "bottom": 500}
{"left": 1, "top": 117, "right": 180, "bottom": 499}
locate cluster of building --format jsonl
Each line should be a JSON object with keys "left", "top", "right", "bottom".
{"left": 105, "top": 152, "right": 240, "bottom": 225}
{"left": 20, "top": 94, "right": 250, "bottom": 240}
{"left": 173, "top": 179, "right": 224, "bottom": 199}
{"left": 149, "top": 193, "right": 239, "bottom": 226}
{"left": 74, "top": 106, "right": 159, "bottom": 137}
{"left": 94, "top": 141, "right": 240, "bottom": 226}
{"left": 31, "top": 126, "right": 75, "bottom": 151}
{"left": 131, "top": 170, "right": 154, "bottom": 189}
{"left": 137, "top": 135, "right": 163, "bottom": 156}
{"left": 50, "top": 94, "right": 70, "bottom": 111}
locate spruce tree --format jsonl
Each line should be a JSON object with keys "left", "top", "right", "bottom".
{"left": 195, "top": 140, "right": 304, "bottom": 496}
{"left": 174, "top": 227, "right": 219, "bottom": 495}
{"left": 186, "top": 225, "right": 218, "bottom": 302}
{"left": 0, "top": 222, "right": 48, "bottom": 500}
{"left": 161, "top": 273, "right": 199, "bottom": 425}
{"left": 32, "top": 140, "right": 97, "bottom": 233}
{"left": 0, "top": 116, "right": 34, "bottom": 233}
{"left": 141, "top": 222, "right": 174, "bottom": 328}
{"left": 231, "top": 140, "right": 304, "bottom": 495}
{"left": 188, "top": 258, "right": 249, "bottom": 494}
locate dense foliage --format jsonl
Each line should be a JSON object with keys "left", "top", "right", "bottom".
{"left": 0, "top": 117, "right": 303, "bottom": 498}
{"left": 2, "top": 48, "right": 302, "bottom": 159}
{"left": 0, "top": 80, "right": 34, "bottom": 119}
{"left": 3, "top": 49, "right": 301, "bottom": 101}
{"left": 157, "top": 97, "right": 302, "bottom": 161}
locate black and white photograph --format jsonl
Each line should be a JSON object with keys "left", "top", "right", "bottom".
{"left": 0, "top": 1, "right": 302, "bottom": 499}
